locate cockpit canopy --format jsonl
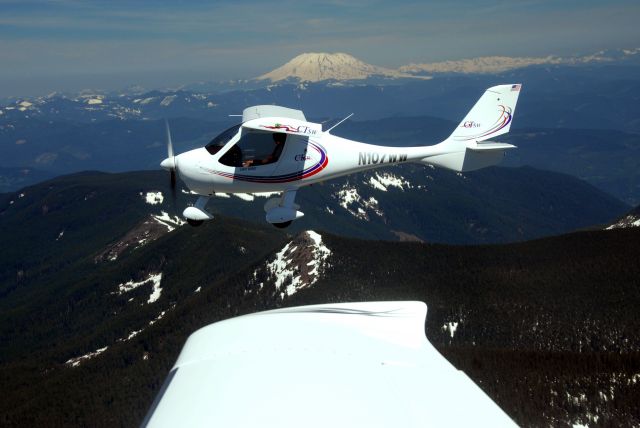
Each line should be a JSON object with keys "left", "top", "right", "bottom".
{"left": 205, "top": 124, "right": 241, "bottom": 155}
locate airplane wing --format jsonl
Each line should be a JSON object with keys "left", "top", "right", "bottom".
{"left": 242, "top": 105, "right": 306, "bottom": 122}
{"left": 142, "top": 301, "right": 516, "bottom": 427}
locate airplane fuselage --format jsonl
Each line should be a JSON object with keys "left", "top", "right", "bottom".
{"left": 176, "top": 131, "right": 444, "bottom": 195}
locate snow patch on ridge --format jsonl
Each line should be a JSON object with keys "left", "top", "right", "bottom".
{"left": 368, "top": 172, "right": 413, "bottom": 192}
{"left": 152, "top": 211, "right": 185, "bottom": 232}
{"left": 96, "top": 213, "right": 182, "bottom": 262}
{"left": 605, "top": 214, "right": 640, "bottom": 230}
{"left": 336, "top": 185, "right": 384, "bottom": 220}
{"left": 143, "top": 191, "right": 164, "bottom": 205}
{"left": 442, "top": 321, "right": 459, "bottom": 338}
{"left": 261, "top": 231, "right": 332, "bottom": 298}
{"left": 337, "top": 187, "right": 360, "bottom": 210}
{"left": 115, "top": 273, "right": 163, "bottom": 304}
{"left": 65, "top": 346, "right": 108, "bottom": 367}
{"left": 118, "top": 305, "right": 175, "bottom": 345}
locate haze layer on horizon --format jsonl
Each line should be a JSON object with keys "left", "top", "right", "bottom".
{"left": 1, "top": 0, "right": 639, "bottom": 96}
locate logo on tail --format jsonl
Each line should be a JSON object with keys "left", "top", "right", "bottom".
{"left": 453, "top": 105, "right": 512, "bottom": 142}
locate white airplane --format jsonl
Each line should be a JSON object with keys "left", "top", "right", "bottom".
{"left": 161, "top": 84, "right": 522, "bottom": 227}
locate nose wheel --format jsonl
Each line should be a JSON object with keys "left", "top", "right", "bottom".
{"left": 184, "top": 196, "right": 214, "bottom": 227}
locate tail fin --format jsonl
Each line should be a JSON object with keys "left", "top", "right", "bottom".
{"left": 448, "top": 84, "right": 521, "bottom": 143}
{"left": 423, "top": 84, "right": 522, "bottom": 172}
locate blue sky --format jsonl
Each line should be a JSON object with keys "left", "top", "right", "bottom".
{"left": 1, "top": 0, "right": 638, "bottom": 96}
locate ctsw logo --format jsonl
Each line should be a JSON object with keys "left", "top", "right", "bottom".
{"left": 461, "top": 121, "right": 481, "bottom": 128}
{"left": 358, "top": 152, "right": 407, "bottom": 166}
{"left": 261, "top": 123, "right": 318, "bottom": 135}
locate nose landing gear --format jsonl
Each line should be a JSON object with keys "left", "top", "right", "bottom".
{"left": 184, "top": 196, "right": 214, "bottom": 227}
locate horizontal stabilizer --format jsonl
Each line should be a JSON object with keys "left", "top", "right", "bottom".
{"left": 466, "top": 141, "right": 517, "bottom": 151}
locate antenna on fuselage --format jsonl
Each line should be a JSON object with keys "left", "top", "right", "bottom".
{"left": 325, "top": 113, "right": 354, "bottom": 134}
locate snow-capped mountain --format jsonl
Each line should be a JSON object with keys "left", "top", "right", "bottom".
{"left": 400, "top": 47, "right": 640, "bottom": 75}
{"left": 256, "top": 48, "right": 640, "bottom": 82}
{"left": 256, "top": 52, "right": 421, "bottom": 82}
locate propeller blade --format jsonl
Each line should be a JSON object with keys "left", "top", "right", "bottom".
{"left": 170, "top": 169, "right": 177, "bottom": 208}
{"left": 165, "top": 119, "right": 178, "bottom": 212}
{"left": 165, "top": 119, "right": 174, "bottom": 159}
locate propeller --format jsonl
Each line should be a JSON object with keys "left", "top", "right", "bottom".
{"left": 161, "top": 119, "right": 178, "bottom": 209}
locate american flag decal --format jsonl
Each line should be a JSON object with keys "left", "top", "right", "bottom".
{"left": 511, "top": 84, "right": 521, "bottom": 92}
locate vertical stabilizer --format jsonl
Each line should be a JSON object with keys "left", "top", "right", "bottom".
{"left": 447, "top": 84, "right": 521, "bottom": 143}
{"left": 421, "top": 84, "right": 522, "bottom": 172}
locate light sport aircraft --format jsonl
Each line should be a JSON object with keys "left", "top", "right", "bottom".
{"left": 160, "top": 84, "right": 522, "bottom": 228}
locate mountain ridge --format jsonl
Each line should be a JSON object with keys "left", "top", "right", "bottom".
{"left": 255, "top": 48, "right": 640, "bottom": 83}
{"left": 1, "top": 215, "right": 638, "bottom": 427}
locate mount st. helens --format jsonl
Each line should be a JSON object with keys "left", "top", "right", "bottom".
{"left": 256, "top": 52, "right": 423, "bottom": 82}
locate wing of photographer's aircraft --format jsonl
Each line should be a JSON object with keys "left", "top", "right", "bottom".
{"left": 142, "top": 302, "right": 516, "bottom": 427}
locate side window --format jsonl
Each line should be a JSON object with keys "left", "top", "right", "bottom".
{"left": 220, "top": 132, "right": 287, "bottom": 167}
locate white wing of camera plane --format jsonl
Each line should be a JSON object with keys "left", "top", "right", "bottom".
{"left": 141, "top": 301, "right": 517, "bottom": 428}
{"left": 160, "top": 84, "right": 522, "bottom": 227}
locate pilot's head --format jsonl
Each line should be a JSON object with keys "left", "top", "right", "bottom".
{"left": 273, "top": 133, "right": 286, "bottom": 144}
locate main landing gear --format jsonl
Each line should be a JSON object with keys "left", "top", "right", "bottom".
{"left": 264, "top": 189, "right": 304, "bottom": 229}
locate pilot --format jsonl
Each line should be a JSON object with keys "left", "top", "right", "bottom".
{"left": 263, "top": 133, "right": 286, "bottom": 164}
{"left": 243, "top": 133, "right": 286, "bottom": 167}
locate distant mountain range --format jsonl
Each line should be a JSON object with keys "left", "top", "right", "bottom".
{"left": 2, "top": 48, "right": 639, "bottom": 119}
{"left": 254, "top": 49, "right": 640, "bottom": 83}
{"left": 398, "top": 48, "right": 640, "bottom": 75}
{"left": 0, "top": 170, "right": 637, "bottom": 426}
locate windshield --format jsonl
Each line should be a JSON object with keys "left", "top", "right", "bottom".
{"left": 219, "top": 131, "right": 287, "bottom": 167}
{"left": 206, "top": 124, "right": 241, "bottom": 155}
